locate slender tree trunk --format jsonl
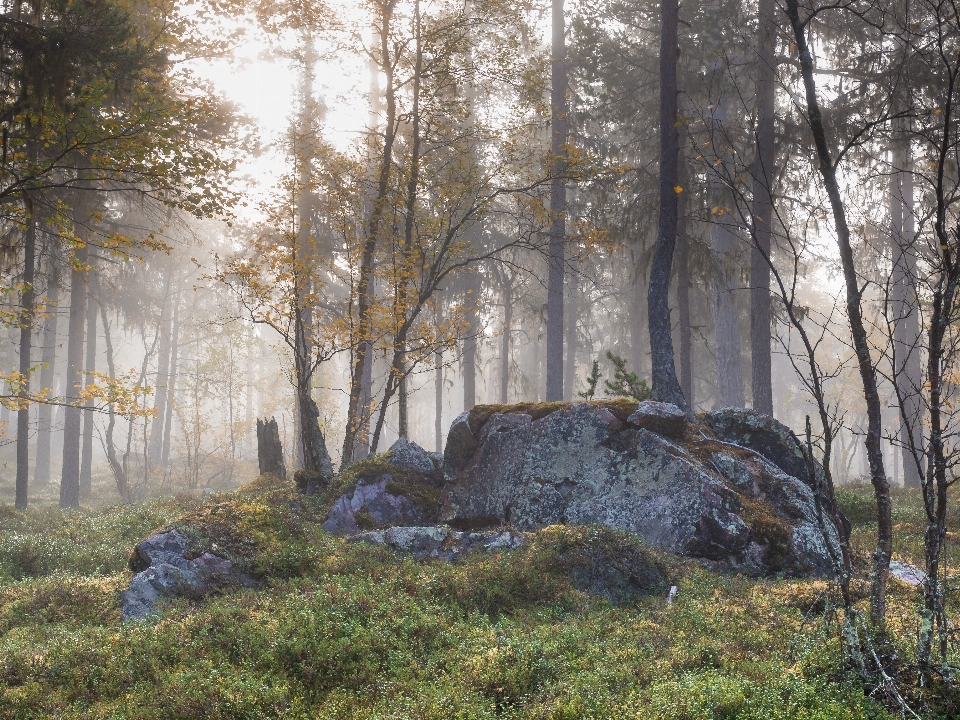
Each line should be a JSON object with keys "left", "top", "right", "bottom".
{"left": 147, "top": 278, "right": 172, "bottom": 466}
{"left": 786, "top": 0, "right": 892, "bottom": 629}
{"left": 15, "top": 198, "right": 37, "bottom": 510}
{"left": 343, "top": 0, "right": 399, "bottom": 466}
{"left": 501, "top": 274, "right": 513, "bottom": 404}
{"left": 677, "top": 175, "right": 694, "bottom": 407}
{"left": 890, "top": 120, "right": 922, "bottom": 489}
{"left": 564, "top": 266, "right": 577, "bottom": 400}
{"left": 60, "top": 242, "right": 88, "bottom": 509}
{"left": 34, "top": 261, "right": 60, "bottom": 487}
{"left": 80, "top": 273, "right": 97, "bottom": 497}
{"left": 750, "top": 0, "right": 775, "bottom": 416}
{"left": 435, "top": 303, "right": 444, "bottom": 452}
{"left": 161, "top": 294, "right": 180, "bottom": 467}
{"left": 648, "top": 0, "right": 688, "bottom": 412}
{"left": 99, "top": 305, "right": 129, "bottom": 502}
{"left": 546, "top": 0, "right": 567, "bottom": 401}
{"left": 462, "top": 270, "right": 480, "bottom": 410}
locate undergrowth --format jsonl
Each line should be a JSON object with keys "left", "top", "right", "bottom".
{"left": 0, "top": 479, "right": 948, "bottom": 718}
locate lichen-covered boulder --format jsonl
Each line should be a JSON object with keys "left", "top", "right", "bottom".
{"left": 628, "top": 400, "right": 687, "bottom": 437}
{"left": 441, "top": 402, "right": 840, "bottom": 576}
{"left": 704, "top": 407, "right": 809, "bottom": 482}
{"left": 122, "top": 530, "right": 240, "bottom": 621}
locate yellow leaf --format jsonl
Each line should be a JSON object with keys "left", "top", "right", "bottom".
{"left": 674, "top": 185, "right": 683, "bottom": 193}
{"left": 935, "top": 108, "right": 943, "bottom": 115}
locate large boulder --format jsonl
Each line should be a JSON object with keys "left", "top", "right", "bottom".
{"left": 441, "top": 402, "right": 840, "bottom": 576}
{"left": 704, "top": 407, "right": 809, "bottom": 481}
{"left": 122, "top": 530, "right": 241, "bottom": 621}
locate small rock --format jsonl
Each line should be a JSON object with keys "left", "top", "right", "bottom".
{"left": 890, "top": 560, "right": 926, "bottom": 587}
{"left": 627, "top": 400, "right": 687, "bottom": 437}
{"left": 322, "top": 475, "right": 421, "bottom": 534}
{"left": 388, "top": 437, "right": 436, "bottom": 475}
{"left": 122, "top": 529, "right": 240, "bottom": 621}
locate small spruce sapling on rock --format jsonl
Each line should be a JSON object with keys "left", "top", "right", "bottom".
{"left": 578, "top": 360, "right": 602, "bottom": 400}
{"left": 603, "top": 351, "right": 652, "bottom": 401}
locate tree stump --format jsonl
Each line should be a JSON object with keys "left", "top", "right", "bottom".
{"left": 257, "top": 417, "right": 286, "bottom": 479}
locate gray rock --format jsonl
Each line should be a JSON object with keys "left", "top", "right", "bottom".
{"left": 627, "top": 400, "right": 687, "bottom": 437}
{"left": 351, "top": 525, "right": 525, "bottom": 561}
{"left": 322, "top": 475, "right": 423, "bottom": 534}
{"left": 704, "top": 408, "right": 808, "bottom": 482}
{"left": 443, "top": 412, "right": 478, "bottom": 473}
{"left": 388, "top": 437, "right": 436, "bottom": 475}
{"left": 122, "top": 530, "right": 239, "bottom": 621}
{"left": 890, "top": 560, "right": 926, "bottom": 587}
{"left": 441, "top": 403, "right": 840, "bottom": 576}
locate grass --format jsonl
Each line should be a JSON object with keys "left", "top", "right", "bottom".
{"left": 0, "top": 477, "right": 954, "bottom": 718}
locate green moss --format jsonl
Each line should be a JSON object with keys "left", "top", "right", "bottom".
{"left": 466, "top": 398, "right": 640, "bottom": 435}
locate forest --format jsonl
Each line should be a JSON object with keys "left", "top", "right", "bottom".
{"left": 2, "top": 0, "right": 960, "bottom": 716}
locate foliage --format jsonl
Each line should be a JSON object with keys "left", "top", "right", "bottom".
{"left": 603, "top": 351, "right": 652, "bottom": 401}
{"left": 577, "top": 359, "right": 601, "bottom": 400}
{"left": 1, "top": 480, "right": 941, "bottom": 718}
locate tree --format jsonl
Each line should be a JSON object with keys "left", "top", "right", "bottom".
{"left": 647, "top": 0, "right": 688, "bottom": 412}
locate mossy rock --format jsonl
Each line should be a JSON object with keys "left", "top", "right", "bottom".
{"left": 466, "top": 398, "right": 639, "bottom": 435}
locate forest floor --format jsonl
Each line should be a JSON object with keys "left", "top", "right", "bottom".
{"left": 0, "top": 474, "right": 956, "bottom": 719}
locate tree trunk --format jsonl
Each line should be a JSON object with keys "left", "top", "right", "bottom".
{"left": 677, "top": 177, "right": 694, "bottom": 407}
{"left": 648, "top": 0, "right": 688, "bottom": 413}
{"left": 34, "top": 260, "right": 60, "bottom": 488}
{"left": 462, "top": 269, "right": 480, "bottom": 410}
{"left": 564, "top": 265, "right": 577, "bottom": 400}
{"left": 545, "top": 0, "right": 567, "bottom": 402}
{"left": 786, "top": 0, "right": 892, "bottom": 629}
{"left": 890, "top": 120, "right": 922, "bottom": 489}
{"left": 161, "top": 293, "right": 180, "bottom": 467}
{"left": 99, "top": 305, "right": 130, "bottom": 502}
{"left": 435, "top": 303, "right": 444, "bottom": 452}
{"left": 342, "top": 1, "right": 398, "bottom": 466}
{"left": 257, "top": 417, "right": 286, "bottom": 479}
{"left": 750, "top": 0, "right": 775, "bottom": 416}
{"left": 147, "top": 279, "right": 173, "bottom": 466}
{"left": 60, "top": 242, "right": 88, "bottom": 509}
{"left": 501, "top": 273, "right": 513, "bottom": 404}
{"left": 80, "top": 274, "right": 97, "bottom": 497}
{"left": 15, "top": 199, "right": 37, "bottom": 510}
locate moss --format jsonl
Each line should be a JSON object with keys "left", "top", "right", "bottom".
{"left": 740, "top": 497, "right": 793, "bottom": 572}
{"left": 467, "top": 398, "right": 640, "bottom": 435}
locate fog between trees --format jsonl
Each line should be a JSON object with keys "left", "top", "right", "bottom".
{"left": 0, "top": 0, "right": 955, "bottom": 531}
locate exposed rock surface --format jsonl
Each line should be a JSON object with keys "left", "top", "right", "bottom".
{"left": 441, "top": 402, "right": 840, "bottom": 576}
{"left": 351, "top": 525, "right": 525, "bottom": 561}
{"left": 628, "top": 400, "right": 687, "bottom": 437}
{"left": 122, "top": 530, "right": 241, "bottom": 621}
{"left": 704, "top": 408, "right": 808, "bottom": 482}
{"left": 323, "top": 438, "right": 444, "bottom": 534}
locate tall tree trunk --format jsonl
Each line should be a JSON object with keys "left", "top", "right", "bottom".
{"left": 99, "top": 304, "right": 130, "bottom": 502}
{"left": 15, "top": 198, "right": 38, "bottom": 510}
{"left": 546, "top": 0, "right": 567, "bottom": 401}
{"left": 59, "top": 242, "right": 88, "bottom": 509}
{"left": 677, "top": 176, "right": 694, "bottom": 407}
{"left": 161, "top": 293, "right": 180, "bottom": 467}
{"left": 891, "top": 119, "right": 922, "bottom": 489}
{"left": 564, "top": 265, "right": 577, "bottom": 400}
{"left": 648, "top": 0, "right": 688, "bottom": 412}
{"left": 501, "top": 273, "right": 513, "bottom": 404}
{"left": 343, "top": 0, "right": 399, "bottom": 466}
{"left": 462, "top": 270, "right": 480, "bottom": 410}
{"left": 80, "top": 273, "right": 97, "bottom": 497}
{"left": 34, "top": 259, "right": 60, "bottom": 488}
{"left": 435, "top": 303, "right": 444, "bottom": 452}
{"left": 147, "top": 278, "right": 172, "bottom": 466}
{"left": 750, "top": 0, "right": 776, "bottom": 416}
{"left": 786, "top": 0, "right": 892, "bottom": 629}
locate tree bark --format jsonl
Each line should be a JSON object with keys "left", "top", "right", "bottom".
{"left": 677, "top": 174, "right": 693, "bottom": 407}
{"left": 564, "top": 265, "right": 577, "bottom": 400}
{"left": 99, "top": 305, "right": 130, "bottom": 502}
{"left": 786, "top": 0, "right": 892, "bottom": 629}
{"left": 462, "top": 269, "right": 480, "bottom": 410}
{"left": 545, "top": 0, "right": 567, "bottom": 401}
{"left": 80, "top": 272, "right": 97, "bottom": 497}
{"left": 750, "top": 0, "right": 776, "bottom": 416}
{"left": 59, "top": 240, "right": 88, "bottom": 509}
{"left": 342, "top": 0, "right": 399, "bottom": 466}
{"left": 147, "top": 277, "right": 172, "bottom": 466}
{"left": 15, "top": 198, "right": 37, "bottom": 510}
{"left": 648, "top": 0, "right": 688, "bottom": 413}
{"left": 34, "top": 258, "right": 60, "bottom": 488}
{"left": 161, "top": 293, "right": 180, "bottom": 467}
{"left": 501, "top": 272, "right": 513, "bottom": 404}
